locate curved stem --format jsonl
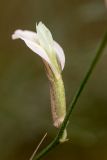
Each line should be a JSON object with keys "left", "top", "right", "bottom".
{"left": 33, "top": 32, "right": 107, "bottom": 160}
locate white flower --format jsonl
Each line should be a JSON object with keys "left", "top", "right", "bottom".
{"left": 12, "top": 22, "right": 65, "bottom": 78}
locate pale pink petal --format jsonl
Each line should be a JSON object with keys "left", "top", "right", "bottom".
{"left": 25, "top": 40, "right": 59, "bottom": 76}
{"left": 12, "top": 27, "right": 65, "bottom": 79}
{"left": 24, "top": 40, "right": 51, "bottom": 62}
{"left": 12, "top": 29, "right": 51, "bottom": 65}
{"left": 53, "top": 41, "right": 65, "bottom": 70}
{"left": 12, "top": 30, "right": 38, "bottom": 43}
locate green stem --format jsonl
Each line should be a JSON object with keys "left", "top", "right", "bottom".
{"left": 33, "top": 32, "right": 107, "bottom": 160}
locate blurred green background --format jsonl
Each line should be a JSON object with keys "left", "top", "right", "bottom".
{"left": 0, "top": 0, "right": 107, "bottom": 159}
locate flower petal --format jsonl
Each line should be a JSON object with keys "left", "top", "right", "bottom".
{"left": 36, "top": 22, "right": 54, "bottom": 53}
{"left": 12, "top": 29, "right": 51, "bottom": 65}
{"left": 53, "top": 41, "right": 65, "bottom": 70}
{"left": 12, "top": 30, "right": 38, "bottom": 43}
{"left": 25, "top": 39, "right": 60, "bottom": 77}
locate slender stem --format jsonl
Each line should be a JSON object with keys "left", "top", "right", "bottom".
{"left": 33, "top": 32, "right": 107, "bottom": 160}
{"left": 29, "top": 133, "right": 47, "bottom": 160}
{"left": 34, "top": 136, "right": 60, "bottom": 160}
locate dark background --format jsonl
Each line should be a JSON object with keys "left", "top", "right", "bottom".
{"left": 0, "top": 0, "right": 107, "bottom": 159}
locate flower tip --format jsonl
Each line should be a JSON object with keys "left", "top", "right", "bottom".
{"left": 11, "top": 30, "right": 15, "bottom": 39}
{"left": 37, "top": 21, "right": 43, "bottom": 27}
{"left": 36, "top": 21, "right": 49, "bottom": 34}
{"left": 36, "top": 21, "right": 42, "bottom": 30}
{"left": 11, "top": 30, "right": 22, "bottom": 40}
{"left": 11, "top": 33, "right": 16, "bottom": 40}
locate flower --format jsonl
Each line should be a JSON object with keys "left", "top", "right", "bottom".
{"left": 12, "top": 22, "right": 65, "bottom": 79}
{"left": 12, "top": 22, "right": 67, "bottom": 141}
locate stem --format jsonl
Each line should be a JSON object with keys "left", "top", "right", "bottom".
{"left": 29, "top": 133, "right": 47, "bottom": 160}
{"left": 33, "top": 32, "right": 107, "bottom": 160}
{"left": 33, "top": 137, "right": 59, "bottom": 160}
